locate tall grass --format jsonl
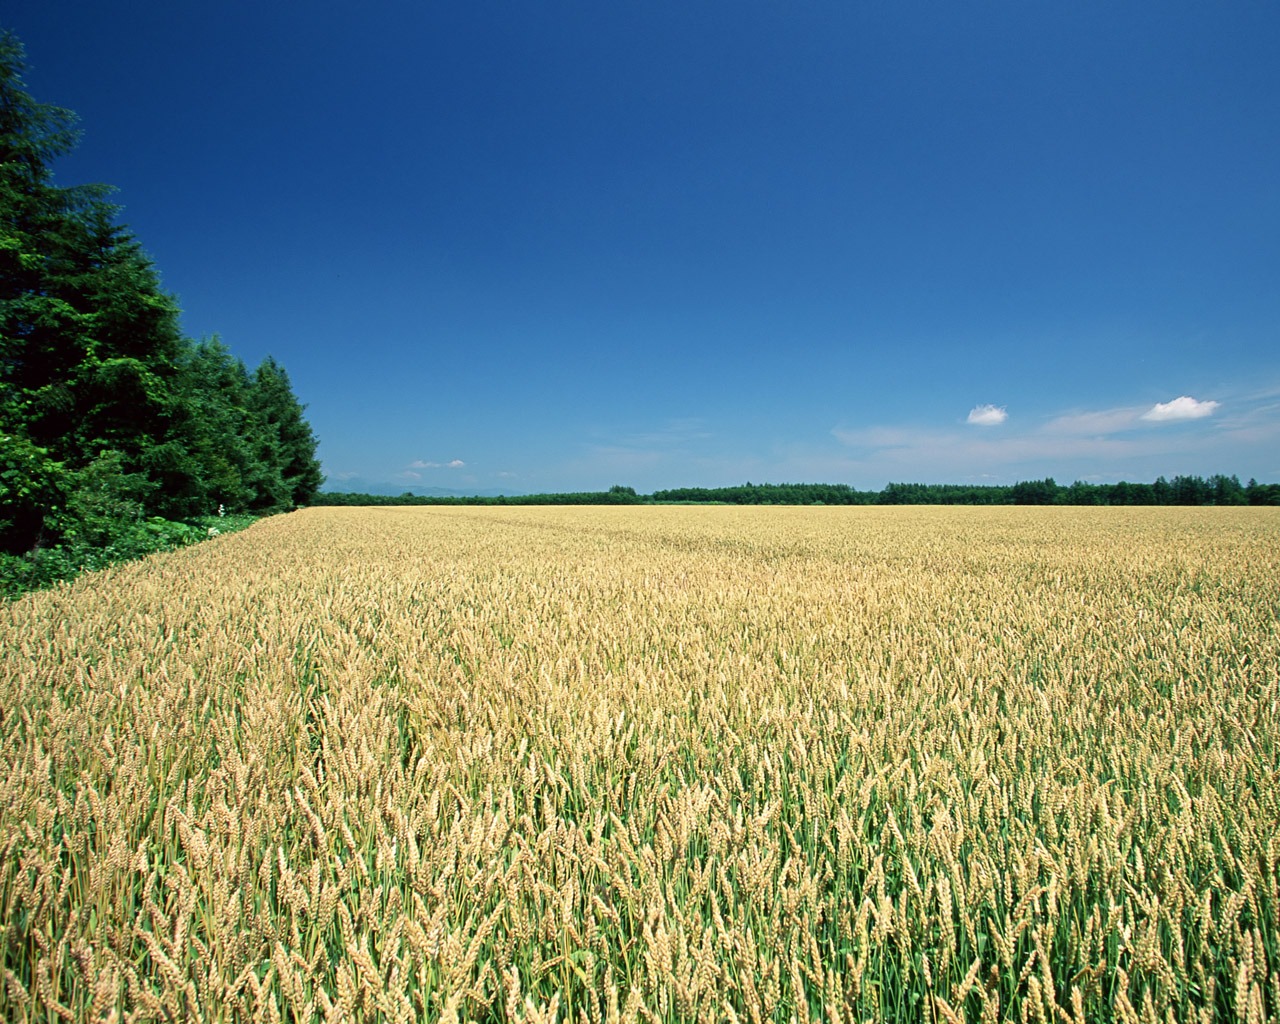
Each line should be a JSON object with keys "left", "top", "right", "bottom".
{"left": 2, "top": 506, "right": 1278, "bottom": 1022}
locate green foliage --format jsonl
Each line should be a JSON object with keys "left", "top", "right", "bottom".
{"left": 878, "top": 475, "right": 1269, "bottom": 507}
{"left": 607, "top": 484, "right": 640, "bottom": 503}
{"left": 249, "top": 356, "right": 323, "bottom": 506}
{"left": 60, "top": 449, "right": 153, "bottom": 546}
{"left": 166, "top": 337, "right": 265, "bottom": 515}
{"left": 652, "top": 482, "right": 877, "bottom": 505}
{"left": 318, "top": 487, "right": 656, "bottom": 507}
{"left": 1010, "top": 477, "right": 1058, "bottom": 505}
{"left": 0, "top": 508, "right": 257, "bottom": 599}
{"left": 0, "top": 30, "right": 321, "bottom": 593}
{"left": 0, "top": 431, "right": 67, "bottom": 552}
{"left": 1247, "top": 478, "right": 1280, "bottom": 505}
{"left": 317, "top": 475, "right": 1280, "bottom": 509}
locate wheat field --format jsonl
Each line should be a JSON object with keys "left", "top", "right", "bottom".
{"left": 2, "top": 505, "right": 1278, "bottom": 1023}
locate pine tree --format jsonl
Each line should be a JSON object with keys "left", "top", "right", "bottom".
{"left": 1, "top": 30, "right": 85, "bottom": 552}
{"left": 167, "top": 337, "right": 259, "bottom": 513}
{"left": 1, "top": 31, "right": 189, "bottom": 548}
{"left": 248, "top": 356, "right": 323, "bottom": 507}
{"left": 2, "top": 29, "right": 326, "bottom": 573}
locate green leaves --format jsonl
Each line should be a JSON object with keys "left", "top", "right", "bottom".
{"left": 0, "top": 432, "right": 67, "bottom": 557}
{"left": 248, "top": 356, "right": 323, "bottom": 507}
{"left": 0, "top": 29, "right": 320, "bottom": 592}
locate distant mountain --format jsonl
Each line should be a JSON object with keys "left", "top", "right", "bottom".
{"left": 408, "top": 485, "right": 528, "bottom": 499}
{"left": 319, "top": 479, "right": 526, "bottom": 499}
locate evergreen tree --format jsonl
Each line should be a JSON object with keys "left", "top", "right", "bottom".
{"left": 248, "top": 356, "right": 322, "bottom": 506}
{"left": 1, "top": 28, "right": 322, "bottom": 572}
{"left": 1009, "top": 478, "right": 1058, "bottom": 504}
{"left": 1, "top": 31, "right": 187, "bottom": 546}
{"left": 167, "top": 337, "right": 259, "bottom": 513}
{"left": 1, "top": 30, "right": 85, "bottom": 551}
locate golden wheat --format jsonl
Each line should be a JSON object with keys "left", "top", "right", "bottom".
{"left": 2, "top": 505, "right": 1278, "bottom": 1022}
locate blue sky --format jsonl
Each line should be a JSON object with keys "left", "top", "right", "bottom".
{"left": 8, "top": 1, "right": 1279, "bottom": 492}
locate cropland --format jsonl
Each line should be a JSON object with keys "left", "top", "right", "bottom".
{"left": 2, "top": 505, "right": 1278, "bottom": 1023}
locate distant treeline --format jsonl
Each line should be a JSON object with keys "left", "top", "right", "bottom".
{"left": 317, "top": 485, "right": 648, "bottom": 507}
{"left": 317, "top": 475, "right": 1280, "bottom": 507}
{"left": 878, "top": 475, "right": 1278, "bottom": 505}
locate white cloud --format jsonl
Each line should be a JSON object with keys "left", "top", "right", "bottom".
{"left": 967, "top": 404, "right": 1008, "bottom": 426}
{"left": 408, "top": 458, "right": 466, "bottom": 469}
{"left": 827, "top": 386, "right": 1279, "bottom": 484}
{"left": 1043, "top": 408, "right": 1142, "bottom": 435}
{"left": 819, "top": 381, "right": 1278, "bottom": 483}
{"left": 834, "top": 423, "right": 1142, "bottom": 466}
{"left": 1140, "top": 396, "right": 1220, "bottom": 422}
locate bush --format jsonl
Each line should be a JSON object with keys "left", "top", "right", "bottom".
{"left": 1, "top": 510, "right": 259, "bottom": 600}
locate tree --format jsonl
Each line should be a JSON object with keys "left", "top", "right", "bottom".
{"left": 1, "top": 32, "right": 89, "bottom": 553}
{"left": 1246, "top": 479, "right": 1280, "bottom": 505}
{"left": 1011, "top": 477, "right": 1058, "bottom": 505}
{"left": 1, "top": 32, "right": 190, "bottom": 547}
{"left": 247, "top": 356, "right": 323, "bottom": 507}
{"left": 0, "top": 431, "right": 65, "bottom": 553}
{"left": 2, "top": 29, "right": 323, "bottom": 570}
{"left": 163, "top": 337, "right": 260, "bottom": 514}
{"left": 1208, "top": 473, "right": 1245, "bottom": 506}
{"left": 1170, "top": 475, "right": 1209, "bottom": 505}
{"left": 607, "top": 484, "right": 640, "bottom": 504}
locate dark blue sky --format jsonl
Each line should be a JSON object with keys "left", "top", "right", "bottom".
{"left": 8, "top": 1, "right": 1279, "bottom": 492}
